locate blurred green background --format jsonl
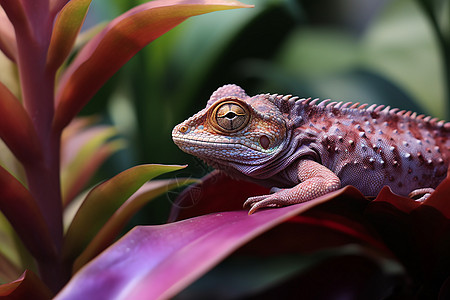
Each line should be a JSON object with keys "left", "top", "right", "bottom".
{"left": 81, "top": 0, "right": 448, "bottom": 224}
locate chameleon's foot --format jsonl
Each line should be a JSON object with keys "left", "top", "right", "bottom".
{"left": 243, "top": 193, "right": 285, "bottom": 214}
{"left": 409, "top": 188, "right": 435, "bottom": 202}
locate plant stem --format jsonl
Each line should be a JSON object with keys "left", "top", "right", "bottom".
{"left": 12, "top": 8, "right": 67, "bottom": 292}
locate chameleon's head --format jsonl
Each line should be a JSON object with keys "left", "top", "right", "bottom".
{"left": 172, "top": 85, "right": 288, "bottom": 173}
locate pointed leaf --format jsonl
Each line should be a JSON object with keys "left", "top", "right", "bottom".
{"left": 73, "top": 178, "right": 198, "bottom": 272}
{"left": 64, "top": 140, "right": 125, "bottom": 207}
{"left": 62, "top": 164, "right": 186, "bottom": 262}
{"left": 61, "top": 125, "right": 123, "bottom": 205}
{"left": 0, "top": 82, "right": 42, "bottom": 165}
{"left": 0, "top": 1, "right": 26, "bottom": 32}
{"left": 55, "top": 187, "right": 363, "bottom": 300}
{"left": 0, "top": 250, "right": 21, "bottom": 283}
{"left": 0, "top": 7, "right": 17, "bottom": 61}
{"left": 47, "top": 0, "right": 92, "bottom": 71}
{"left": 50, "top": 0, "right": 71, "bottom": 15}
{"left": 0, "top": 166, "right": 55, "bottom": 260}
{"left": 0, "top": 270, "right": 52, "bottom": 300}
{"left": 54, "top": 0, "right": 253, "bottom": 130}
{"left": 0, "top": 211, "right": 26, "bottom": 275}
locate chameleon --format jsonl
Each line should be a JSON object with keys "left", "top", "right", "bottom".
{"left": 172, "top": 84, "right": 450, "bottom": 214}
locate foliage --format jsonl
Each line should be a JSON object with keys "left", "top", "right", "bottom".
{"left": 0, "top": 0, "right": 250, "bottom": 298}
{"left": 0, "top": 0, "right": 449, "bottom": 298}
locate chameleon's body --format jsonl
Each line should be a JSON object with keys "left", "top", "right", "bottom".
{"left": 172, "top": 85, "right": 450, "bottom": 213}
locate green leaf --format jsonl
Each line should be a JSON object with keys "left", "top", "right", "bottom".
{"left": 0, "top": 250, "right": 21, "bottom": 283}
{"left": 360, "top": 0, "right": 445, "bottom": 117}
{"left": 61, "top": 125, "right": 124, "bottom": 206}
{"left": 47, "top": 0, "right": 92, "bottom": 71}
{"left": 62, "top": 164, "right": 186, "bottom": 262}
{"left": 73, "top": 178, "right": 198, "bottom": 271}
{"left": 53, "top": 0, "right": 253, "bottom": 131}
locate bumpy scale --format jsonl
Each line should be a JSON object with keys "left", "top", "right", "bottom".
{"left": 172, "top": 85, "right": 450, "bottom": 214}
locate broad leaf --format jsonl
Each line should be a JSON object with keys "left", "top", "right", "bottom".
{"left": 55, "top": 187, "right": 364, "bottom": 299}
{"left": 0, "top": 82, "right": 42, "bottom": 165}
{"left": 47, "top": 0, "right": 92, "bottom": 71}
{"left": 73, "top": 178, "right": 198, "bottom": 272}
{"left": 53, "top": 0, "right": 253, "bottom": 130}
{"left": 366, "top": 177, "right": 450, "bottom": 298}
{"left": 62, "top": 164, "right": 186, "bottom": 263}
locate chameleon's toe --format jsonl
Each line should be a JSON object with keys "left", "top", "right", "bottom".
{"left": 243, "top": 195, "right": 267, "bottom": 209}
{"left": 244, "top": 194, "right": 286, "bottom": 214}
{"left": 409, "top": 188, "right": 435, "bottom": 202}
{"left": 247, "top": 197, "right": 285, "bottom": 214}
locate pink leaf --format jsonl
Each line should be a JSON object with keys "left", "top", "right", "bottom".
{"left": 53, "top": 0, "right": 252, "bottom": 131}
{"left": 0, "top": 7, "right": 17, "bottom": 61}
{"left": 55, "top": 187, "right": 365, "bottom": 299}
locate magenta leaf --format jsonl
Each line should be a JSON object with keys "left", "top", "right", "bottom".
{"left": 53, "top": 0, "right": 253, "bottom": 131}
{"left": 55, "top": 187, "right": 364, "bottom": 299}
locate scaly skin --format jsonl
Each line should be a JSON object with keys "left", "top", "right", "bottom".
{"left": 172, "top": 84, "right": 450, "bottom": 214}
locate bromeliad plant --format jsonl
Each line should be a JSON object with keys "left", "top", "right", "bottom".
{"left": 0, "top": 0, "right": 251, "bottom": 297}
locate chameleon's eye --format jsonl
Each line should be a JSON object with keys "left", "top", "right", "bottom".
{"left": 210, "top": 99, "right": 250, "bottom": 133}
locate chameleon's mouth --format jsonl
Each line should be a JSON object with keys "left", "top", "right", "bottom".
{"left": 172, "top": 135, "right": 247, "bottom": 151}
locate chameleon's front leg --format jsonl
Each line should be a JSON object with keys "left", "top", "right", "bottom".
{"left": 243, "top": 160, "right": 341, "bottom": 214}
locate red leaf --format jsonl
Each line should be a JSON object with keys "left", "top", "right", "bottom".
{"left": 421, "top": 176, "right": 450, "bottom": 218}
{"left": 366, "top": 180, "right": 450, "bottom": 297}
{"left": 0, "top": 270, "right": 52, "bottom": 300}
{"left": 168, "top": 170, "right": 269, "bottom": 221}
{"left": 0, "top": 82, "right": 42, "bottom": 165}
{"left": 53, "top": 0, "right": 252, "bottom": 131}
{"left": 0, "top": 165, "right": 55, "bottom": 260}
{"left": 371, "top": 186, "right": 420, "bottom": 214}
